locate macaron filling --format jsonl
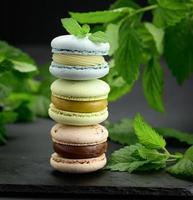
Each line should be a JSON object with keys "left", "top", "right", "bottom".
{"left": 51, "top": 95, "right": 107, "bottom": 113}
{"left": 52, "top": 54, "right": 105, "bottom": 66}
{"left": 53, "top": 142, "right": 107, "bottom": 159}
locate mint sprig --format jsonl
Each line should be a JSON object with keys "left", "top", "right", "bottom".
{"left": 106, "top": 117, "right": 193, "bottom": 146}
{"left": 106, "top": 113, "right": 193, "bottom": 180}
{"left": 0, "top": 41, "right": 54, "bottom": 144}
{"left": 68, "top": 0, "right": 193, "bottom": 112}
{"left": 61, "top": 18, "right": 107, "bottom": 43}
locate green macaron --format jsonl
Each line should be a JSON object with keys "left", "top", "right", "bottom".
{"left": 49, "top": 79, "right": 110, "bottom": 126}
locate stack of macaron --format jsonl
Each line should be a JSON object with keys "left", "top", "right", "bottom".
{"left": 49, "top": 35, "right": 110, "bottom": 173}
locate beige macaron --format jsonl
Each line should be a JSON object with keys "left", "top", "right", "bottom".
{"left": 50, "top": 153, "right": 106, "bottom": 173}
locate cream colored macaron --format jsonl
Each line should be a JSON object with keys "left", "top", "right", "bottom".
{"left": 50, "top": 153, "right": 107, "bottom": 173}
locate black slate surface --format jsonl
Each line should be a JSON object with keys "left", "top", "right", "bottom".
{"left": 0, "top": 119, "right": 192, "bottom": 199}
{"left": 0, "top": 46, "right": 193, "bottom": 199}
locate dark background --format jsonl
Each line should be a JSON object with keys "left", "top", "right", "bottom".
{"left": 1, "top": 0, "right": 147, "bottom": 45}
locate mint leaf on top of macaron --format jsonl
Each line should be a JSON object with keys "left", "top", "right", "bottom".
{"left": 61, "top": 18, "right": 107, "bottom": 43}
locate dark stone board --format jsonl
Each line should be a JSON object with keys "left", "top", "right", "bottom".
{"left": 0, "top": 119, "right": 192, "bottom": 199}
{"left": 0, "top": 46, "right": 193, "bottom": 199}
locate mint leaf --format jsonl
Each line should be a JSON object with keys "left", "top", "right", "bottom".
{"left": 70, "top": 8, "right": 131, "bottom": 24}
{"left": 143, "top": 56, "right": 164, "bottom": 112}
{"left": 138, "top": 146, "right": 167, "bottom": 161}
{"left": 164, "top": 17, "right": 193, "bottom": 84}
{"left": 104, "top": 67, "right": 134, "bottom": 101}
{"left": 107, "top": 143, "right": 167, "bottom": 172}
{"left": 156, "top": 128, "right": 193, "bottom": 145}
{"left": 184, "top": 146, "right": 193, "bottom": 161}
{"left": 12, "top": 60, "right": 37, "bottom": 73}
{"left": 134, "top": 113, "right": 166, "bottom": 149}
{"left": 106, "top": 144, "right": 147, "bottom": 172}
{"left": 104, "top": 118, "right": 137, "bottom": 145}
{"left": 88, "top": 31, "right": 107, "bottom": 43}
{"left": 0, "top": 59, "right": 13, "bottom": 73}
{"left": 61, "top": 18, "right": 85, "bottom": 37}
{"left": 115, "top": 18, "right": 142, "bottom": 84}
{"left": 0, "top": 41, "right": 35, "bottom": 64}
{"left": 0, "top": 111, "right": 18, "bottom": 125}
{"left": 144, "top": 22, "right": 164, "bottom": 55}
{"left": 31, "top": 95, "right": 49, "bottom": 117}
{"left": 153, "top": 0, "right": 191, "bottom": 28}
{"left": 167, "top": 146, "right": 193, "bottom": 178}
{"left": 105, "top": 23, "right": 119, "bottom": 56}
{"left": 110, "top": 0, "right": 140, "bottom": 10}
{"left": 82, "top": 24, "right": 90, "bottom": 34}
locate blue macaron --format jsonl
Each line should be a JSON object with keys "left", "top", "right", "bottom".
{"left": 50, "top": 35, "right": 110, "bottom": 80}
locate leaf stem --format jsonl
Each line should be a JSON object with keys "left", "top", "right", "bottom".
{"left": 129, "top": 4, "right": 158, "bottom": 17}
{"left": 163, "top": 147, "right": 183, "bottom": 160}
{"left": 119, "top": 4, "right": 158, "bottom": 25}
{"left": 167, "top": 158, "right": 177, "bottom": 162}
{"left": 163, "top": 147, "right": 171, "bottom": 156}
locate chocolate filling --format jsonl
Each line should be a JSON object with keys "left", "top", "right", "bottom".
{"left": 53, "top": 142, "right": 107, "bottom": 159}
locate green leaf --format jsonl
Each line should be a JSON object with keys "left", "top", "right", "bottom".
{"left": 0, "top": 83, "right": 11, "bottom": 98}
{"left": 82, "top": 24, "right": 90, "bottom": 34}
{"left": 6, "top": 93, "right": 36, "bottom": 122}
{"left": 12, "top": 60, "right": 37, "bottom": 73}
{"left": 0, "top": 59, "right": 13, "bottom": 73}
{"left": 38, "top": 63, "right": 55, "bottom": 98}
{"left": 164, "top": 17, "right": 193, "bottom": 84}
{"left": 167, "top": 158, "right": 193, "bottom": 178}
{"left": 105, "top": 23, "right": 119, "bottom": 56}
{"left": 144, "top": 22, "right": 164, "bottom": 54}
{"left": 184, "top": 146, "right": 193, "bottom": 161}
{"left": 70, "top": 8, "right": 131, "bottom": 24}
{"left": 61, "top": 18, "right": 85, "bottom": 37}
{"left": 153, "top": 0, "right": 191, "bottom": 28}
{"left": 134, "top": 113, "right": 166, "bottom": 149}
{"left": 31, "top": 95, "right": 49, "bottom": 117}
{"left": 106, "top": 144, "right": 148, "bottom": 172}
{"left": 156, "top": 128, "right": 193, "bottom": 145}
{"left": 138, "top": 146, "right": 167, "bottom": 161}
{"left": 107, "top": 143, "right": 166, "bottom": 172}
{"left": 0, "top": 111, "right": 18, "bottom": 125}
{"left": 104, "top": 66, "right": 134, "bottom": 101}
{"left": 0, "top": 41, "right": 36, "bottom": 64}
{"left": 143, "top": 57, "right": 164, "bottom": 112}
{"left": 167, "top": 146, "right": 193, "bottom": 178}
{"left": 115, "top": 18, "right": 142, "bottom": 84}
{"left": 137, "top": 160, "right": 166, "bottom": 171}
{"left": 104, "top": 118, "right": 138, "bottom": 145}
{"left": 110, "top": 0, "right": 140, "bottom": 10}
{"left": 88, "top": 31, "right": 107, "bottom": 43}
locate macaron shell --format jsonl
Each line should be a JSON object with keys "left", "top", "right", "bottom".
{"left": 51, "top": 123, "right": 108, "bottom": 146}
{"left": 51, "top": 79, "right": 110, "bottom": 101}
{"left": 48, "top": 104, "right": 108, "bottom": 126}
{"left": 49, "top": 62, "right": 109, "bottom": 80}
{"left": 51, "top": 35, "right": 110, "bottom": 55}
{"left": 50, "top": 153, "right": 107, "bottom": 173}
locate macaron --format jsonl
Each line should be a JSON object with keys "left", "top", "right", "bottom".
{"left": 50, "top": 123, "right": 108, "bottom": 173}
{"left": 50, "top": 35, "right": 110, "bottom": 80}
{"left": 48, "top": 79, "right": 110, "bottom": 126}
